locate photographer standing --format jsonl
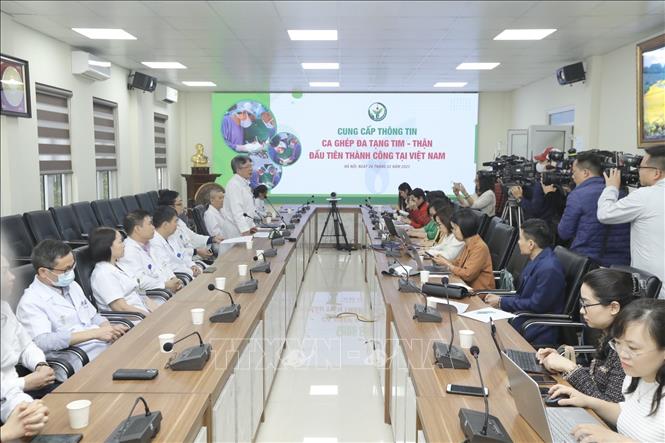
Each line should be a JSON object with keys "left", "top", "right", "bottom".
{"left": 557, "top": 151, "right": 630, "bottom": 266}
{"left": 597, "top": 146, "right": 665, "bottom": 299}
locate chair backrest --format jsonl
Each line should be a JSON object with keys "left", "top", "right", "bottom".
{"left": 121, "top": 195, "right": 140, "bottom": 212}
{"left": 611, "top": 265, "right": 663, "bottom": 299}
{"left": 6, "top": 263, "right": 35, "bottom": 312}
{"left": 480, "top": 216, "right": 502, "bottom": 244}
{"left": 91, "top": 200, "right": 120, "bottom": 228}
{"left": 0, "top": 215, "right": 35, "bottom": 259}
{"left": 147, "top": 191, "right": 159, "bottom": 207}
{"left": 504, "top": 243, "right": 529, "bottom": 288}
{"left": 49, "top": 206, "right": 84, "bottom": 241}
{"left": 192, "top": 205, "right": 209, "bottom": 236}
{"left": 72, "top": 246, "right": 97, "bottom": 307}
{"left": 135, "top": 193, "right": 155, "bottom": 212}
{"left": 468, "top": 209, "right": 489, "bottom": 239}
{"left": 109, "top": 198, "right": 128, "bottom": 226}
{"left": 553, "top": 246, "right": 592, "bottom": 317}
{"left": 71, "top": 202, "right": 100, "bottom": 236}
{"left": 23, "top": 210, "right": 63, "bottom": 243}
{"left": 486, "top": 222, "right": 518, "bottom": 271}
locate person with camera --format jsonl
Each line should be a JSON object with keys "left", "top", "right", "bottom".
{"left": 453, "top": 171, "right": 496, "bottom": 216}
{"left": 557, "top": 151, "right": 631, "bottom": 266}
{"left": 597, "top": 146, "right": 665, "bottom": 299}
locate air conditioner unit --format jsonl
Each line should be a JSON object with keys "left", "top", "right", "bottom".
{"left": 156, "top": 84, "right": 178, "bottom": 103}
{"left": 72, "top": 51, "right": 111, "bottom": 81}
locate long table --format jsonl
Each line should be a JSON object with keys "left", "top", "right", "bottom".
{"left": 40, "top": 206, "right": 598, "bottom": 442}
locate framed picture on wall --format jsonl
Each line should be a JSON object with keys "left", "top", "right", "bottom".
{"left": 0, "top": 53, "right": 32, "bottom": 118}
{"left": 637, "top": 33, "right": 665, "bottom": 148}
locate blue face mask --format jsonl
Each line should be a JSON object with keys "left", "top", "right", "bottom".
{"left": 51, "top": 269, "right": 75, "bottom": 287}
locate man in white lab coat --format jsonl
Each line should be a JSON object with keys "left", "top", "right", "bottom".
{"left": 221, "top": 155, "right": 258, "bottom": 238}
{"left": 117, "top": 209, "right": 183, "bottom": 293}
{"left": 16, "top": 240, "right": 127, "bottom": 362}
{"left": 151, "top": 205, "right": 200, "bottom": 278}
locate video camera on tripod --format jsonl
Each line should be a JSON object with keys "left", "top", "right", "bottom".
{"left": 539, "top": 148, "right": 577, "bottom": 187}
{"left": 482, "top": 155, "right": 536, "bottom": 187}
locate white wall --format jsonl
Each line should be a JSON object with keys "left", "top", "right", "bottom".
{"left": 178, "top": 92, "right": 213, "bottom": 188}
{"left": 0, "top": 12, "right": 181, "bottom": 215}
{"left": 477, "top": 91, "right": 513, "bottom": 165}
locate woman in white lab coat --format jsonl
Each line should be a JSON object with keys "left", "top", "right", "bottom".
{"left": 89, "top": 227, "right": 152, "bottom": 316}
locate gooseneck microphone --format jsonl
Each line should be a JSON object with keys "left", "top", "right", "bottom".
{"left": 432, "top": 275, "right": 471, "bottom": 369}
{"left": 208, "top": 284, "right": 241, "bottom": 323}
{"left": 265, "top": 197, "right": 295, "bottom": 230}
{"left": 234, "top": 267, "right": 258, "bottom": 293}
{"left": 163, "top": 331, "right": 211, "bottom": 371}
{"left": 389, "top": 255, "right": 420, "bottom": 293}
{"left": 162, "top": 331, "right": 203, "bottom": 352}
{"left": 458, "top": 346, "right": 512, "bottom": 443}
{"left": 251, "top": 253, "right": 271, "bottom": 273}
{"left": 107, "top": 396, "right": 162, "bottom": 442}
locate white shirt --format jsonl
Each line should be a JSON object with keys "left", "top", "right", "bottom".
{"left": 150, "top": 231, "right": 193, "bottom": 276}
{"left": 91, "top": 262, "right": 150, "bottom": 312}
{"left": 221, "top": 174, "right": 256, "bottom": 237}
{"left": 1, "top": 373, "right": 32, "bottom": 423}
{"left": 597, "top": 179, "right": 665, "bottom": 299}
{"left": 16, "top": 278, "right": 108, "bottom": 361}
{"left": 426, "top": 233, "right": 465, "bottom": 261}
{"left": 204, "top": 205, "right": 226, "bottom": 238}
{"left": 1, "top": 301, "right": 46, "bottom": 393}
{"left": 117, "top": 237, "right": 174, "bottom": 291}
{"left": 175, "top": 218, "right": 209, "bottom": 249}
{"left": 470, "top": 190, "right": 496, "bottom": 216}
{"left": 255, "top": 198, "right": 267, "bottom": 217}
{"left": 617, "top": 376, "right": 665, "bottom": 442}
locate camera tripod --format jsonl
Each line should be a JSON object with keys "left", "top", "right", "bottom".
{"left": 315, "top": 196, "right": 352, "bottom": 253}
{"left": 501, "top": 196, "right": 523, "bottom": 228}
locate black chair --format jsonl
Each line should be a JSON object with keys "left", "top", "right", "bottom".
{"left": 192, "top": 204, "right": 210, "bottom": 236}
{"left": 121, "top": 195, "right": 141, "bottom": 212}
{"left": 147, "top": 190, "right": 159, "bottom": 208}
{"left": 71, "top": 202, "right": 101, "bottom": 237}
{"left": 485, "top": 222, "right": 518, "bottom": 271}
{"left": 467, "top": 209, "right": 489, "bottom": 239}
{"left": 611, "top": 265, "right": 662, "bottom": 299}
{"left": 480, "top": 216, "right": 502, "bottom": 244}
{"left": 0, "top": 215, "right": 35, "bottom": 265}
{"left": 135, "top": 193, "right": 155, "bottom": 212}
{"left": 50, "top": 206, "right": 87, "bottom": 242}
{"left": 91, "top": 199, "right": 123, "bottom": 228}
{"left": 23, "top": 210, "right": 87, "bottom": 248}
{"left": 109, "top": 198, "right": 129, "bottom": 226}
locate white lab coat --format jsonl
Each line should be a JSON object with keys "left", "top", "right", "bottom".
{"left": 117, "top": 237, "right": 174, "bottom": 291}
{"left": 255, "top": 198, "right": 267, "bottom": 218}
{"left": 90, "top": 262, "right": 150, "bottom": 312}
{"left": 1, "top": 301, "right": 46, "bottom": 394}
{"left": 16, "top": 278, "right": 108, "bottom": 361}
{"left": 204, "top": 205, "right": 226, "bottom": 238}
{"left": 1, "top": 373, "right": 32, "bottom": 423}
{"left": 150, "top": 231, "right": 194, "bottom": 276}
{"left": 175, "top": 218, "right": 209, "bottom": 249}
{"left": 221, "top": 174, "right": 256, "bottom": 237}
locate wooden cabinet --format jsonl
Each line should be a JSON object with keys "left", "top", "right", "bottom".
{"left": 250, "top": 321, "right": 264, "bottom": 439}
{"left": 390, "top": 322, "right": 417, "bottom": 443}
{"left": 181, "top": 172, "right": 221, "bottom": 205}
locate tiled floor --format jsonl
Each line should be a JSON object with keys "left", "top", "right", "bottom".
{"left": 256, "top": 249, "right": 394, "bottom": 443}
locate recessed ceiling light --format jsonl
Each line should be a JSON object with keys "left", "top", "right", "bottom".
{"left": 141, "top": 62, "right": 187, "bottom": 69}
{"left": 182, "top": 81, "right": 217, "bottom": 87}
{"left": 456, "top": 62, "right": 500, "bottom": 70}
{"left": 494, "top": 29, "right": 557, "bottom": 40}
{"left": 433, "top": 82, "right": 467, "bottom": 88}
{"left": 302, "top": 63, "right": 339, "bottom": 70}
{"left": 309, "top": 81, "right": 339, "bottom": 87}
{"left": 288, "top": 30, "right": 338, "bottom": 41}
{"left": 309, "top": 385, "right": 339, "bottom": 396}
{"left": 72, "top": 28, "right": 136, "bottom": 40}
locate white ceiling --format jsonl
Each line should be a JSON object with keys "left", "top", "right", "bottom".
{"left": 2, "top": 1, "right": 663, "bottom": 92}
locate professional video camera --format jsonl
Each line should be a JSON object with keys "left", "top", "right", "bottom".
{"left": 595, "top": 150, "right": 642, "bottom": 188}
{"left": 541, "top": 148, "right": 577, "bottom": 186}
{"left": 482, "top": 155, "right": 536, "bottom": 187}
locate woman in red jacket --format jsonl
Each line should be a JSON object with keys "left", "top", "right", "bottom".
{"left": 406, "top": 188, "right": 431, "bottom": 228}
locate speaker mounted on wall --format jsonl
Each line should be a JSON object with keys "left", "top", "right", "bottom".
{"left": 128, "top": 71, "right": 157, "bottom": 92}
{"left": 556, "top": 62, "right": 586, "bottom": 86}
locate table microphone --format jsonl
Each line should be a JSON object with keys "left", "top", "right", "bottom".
{"left": 265, "top": 197, "right": 295, "bottom": 229}
{"left": 432, "top": 276, "right": 470, "bottom": 369}
{"left": 387, "top": 255, "right": 420, "bottom": 293}
{"left": 163, "top": 331, "right": 211, "bottom": 371}
{"left": 251, "top": 253, "right": 271, "bottom": 273}
{"left": 235, "top": 268, "right": 258, "bottom": 293}
{"left": 106, "top": 396, "right": 162, "bottom": 443}
{"left": 458, "top": 346, "right": 512, "bottom": 443}
{"left": 207, "top": 284, "right": 240, "bottom": 323}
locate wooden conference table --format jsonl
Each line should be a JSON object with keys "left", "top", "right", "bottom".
{"left": 39, "top": 205, "right": 594, "bottom": 442}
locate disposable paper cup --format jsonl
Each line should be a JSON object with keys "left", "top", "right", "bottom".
{"left": 67, "top": 399, "right": 91, "bottom": 429}
{"left": 238, "top": 264, "right": 248, "bottom": 277}
{"left": 266, "top": 216, "right": 272, "bottom": 223}
{"left": 215, "top": 277, "right": 226, "bottom": 290}
{"left": 256, "top": 249, "right": 264, "bottom": 259}
{"left": 420, "top": 270, "right": 430, "bottom": 284}
{"left": 459, "top": 330, "right": 475, "bottom": 349}
{"left": 246, "top": 240, "right": 253, "bottom": 250}
{"left": 159, "top": 333, "right": 175, "bottom": 353}
{"left": 191, "top": 308, "right": 205, "bottom": 325}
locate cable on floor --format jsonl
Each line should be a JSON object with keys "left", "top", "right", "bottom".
{"left": 329, "top": 312, "right": 376, "bottom": 322}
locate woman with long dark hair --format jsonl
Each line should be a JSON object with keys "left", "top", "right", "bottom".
{"left": 397, "top": 182, "right": 412, "bottom": 211}
{"left": 453, "top": 172, "right": 496, "bottom": 216}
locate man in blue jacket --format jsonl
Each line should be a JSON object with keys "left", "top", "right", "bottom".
{"left": 485, "top": 219, "right": 565, "bottom": 345}
{"left": 557, "top": 151, "right": 630, "bottom": 266}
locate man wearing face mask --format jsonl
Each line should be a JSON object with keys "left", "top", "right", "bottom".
{"left": 222, "top": 102, "right": 258, "bottom": 152}
{"left": 16, "top": 240, "right": 127, "bottom": 362}
{"left": 509, "top": 147, "right": 566, "bottom": 230}
{"left": 244, "top": 110, "right": 276, "bottom": 145}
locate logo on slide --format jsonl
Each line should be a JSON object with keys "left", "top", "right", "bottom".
{"left": 368, "top": 102, "right": 387, "bottom": 121}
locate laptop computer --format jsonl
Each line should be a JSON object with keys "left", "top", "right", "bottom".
{"left": 490, "top": 318, "right": 546, "bottom": 374}
{"left": 503, "top": 351, "right": 603, "bottom": 443}
{"left": 408, "top": 247, "right": 450, "bottom": 274}
{"left": 383, "top": 215, "right": 399, "bottom": 237}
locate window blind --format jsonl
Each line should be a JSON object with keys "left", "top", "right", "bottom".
{"left": 36, "top": 83, "right": 73, "bottom": 174}
{"left": 93, "top": 98, "right": 118, "bottom": 170}
{"left": 154, "top": 113, "right": 168, "bottom": 167}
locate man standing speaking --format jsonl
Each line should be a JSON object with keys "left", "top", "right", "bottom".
{"left": 222, "top": 155, "right": 258, "bottom": 238}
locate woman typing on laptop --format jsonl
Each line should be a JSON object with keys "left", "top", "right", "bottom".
{"left": 548, "top": 299, "right": 665, "bottom": 443}
{"left": 536, "top": 269, "right": 639, "bottom": 403}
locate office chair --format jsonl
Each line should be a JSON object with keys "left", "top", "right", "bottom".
{"left": 468, "top": 209, "right": 489, "bottom": 239}
{"left": 50, "top": 206, "right": 87, "bottom": 242}
{"left": 610, "top": 265, "right": 662, "bottom": 299}
{"left": 91, "top": 199, "right": 123, "bottom": 229}
{"left": 486, "top": 222, "right": 518, "bottom": 272}
{"left": 147, "top": 190, "right": 159, "bottom": 208}
{"left": 192, "top": 204, "right": 210, "bottom": 236}
{"left": 480, "top": 216, "right": 502, "bottom": 244}
{"left": 71, "top": 202, "right": 101, "bottom": 237}
{"left": 109, "top": 198, "right": 129, "bottom": 226}
{"left": 135, "top": 193, "right": 156, "bottom": 212}
{"left": 0, "top": 214, "right": 35, "bottom": 265}
{"left": 23, "top": 210, "right": 87, "bottom": 248}
{"left": 121, "top": 195, "right": 141, "bottom": 212}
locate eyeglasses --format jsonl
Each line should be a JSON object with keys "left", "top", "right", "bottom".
{"left": 637, "top": 165, "right": 659, "bottom": 171}
{"left": 579, "top": 298, "right": 603, "bottom": 313}
{"left": 608, "top": 338, "right": 659, "bottom": 359}
{"left": 46, "top": 261, "right": 77, "bottom": 273}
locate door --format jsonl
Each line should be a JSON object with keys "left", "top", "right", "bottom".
{"left": 527, "top": 125, "right": 573, "bottom": 159}
{"left": 507, "top": 129, "right": 528, "bottom": 158}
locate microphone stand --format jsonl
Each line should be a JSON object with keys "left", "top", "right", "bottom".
{"left": 234, "top": 268, "right": 258, "bottom": 293}
{"left": 266, "top": 197, "right": 295, "bottom": 230}
{"left": 251, "top": 252, "right": 271, "bottom": 273}
{"left": 208, "top": 284, "right": 241, "bottom": 322}
{"left": 389, "top": 255, "right": 420, "bottom": 293}
{"left": 163, "top": 331, "right": 211, "bottom": 371}
{"left": 432, "top": 275, "right": 471, "bottom": 369}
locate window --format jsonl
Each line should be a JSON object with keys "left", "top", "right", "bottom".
{"left": 548, "top": 107, "right": 575, "bottom": 126}
{"left": 93, "top": 98, "right": 118, "bottom": 199}
{"left": 36, "top": 83, "right": 73, "bottom": 209}
{"left": 154, "top": 113, "right": 168, "bottom": 188}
